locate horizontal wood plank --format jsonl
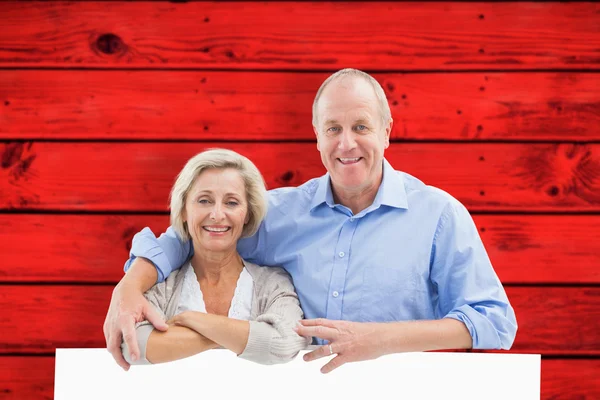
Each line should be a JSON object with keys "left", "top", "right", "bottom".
{"left": 0, "top": 286, "right": 598, "bottom": 355}
{"left": 1, "top": 2, "right": 598, "bottom": 70}
{"left": 541, "top": 359, "right": 600, "bottom": 399}
{"left": 1, "top": 71, "right": 598, "bottom": 141}
{"left": 1, "top": 142, "right": 600, "bottom": 211}
{"left": 1, "top": 357, "right": 599, "bottom": 400}
{"left": 0, "top": 357, "right": 54, "bottom": 400}
{"left": 1, "top": 214, "right": 598, "bottom": 284}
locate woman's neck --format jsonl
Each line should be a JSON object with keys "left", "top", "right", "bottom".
{"left": 190, "top": 249, "right": 243, "bottom": 286}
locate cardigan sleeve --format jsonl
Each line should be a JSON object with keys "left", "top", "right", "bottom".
{"left": 239, "top": 267, "right": 310, "bottom": 365}
{"left": 120, "top": 280, "right": 169, "bottom": 366}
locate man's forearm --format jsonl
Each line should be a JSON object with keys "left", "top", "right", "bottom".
{"left": 379, "top": 318, "right": 473, "bottom": 354}
{"left": 121, "top": 257, "right": 159, "bottom": 292}
{"left": 146, "top": 326, "right": 219, "bottom": 364}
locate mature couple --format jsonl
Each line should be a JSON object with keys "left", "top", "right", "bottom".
{"left": 104, "top": 68, "right": 517, "bottom": 373}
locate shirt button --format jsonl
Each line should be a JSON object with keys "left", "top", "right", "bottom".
{"left": 349, "top": 217, "right": 355, "bottom": 222}
{"left": 338, "top": 251, "right": 345, "bottom": 258}
{"left": 332, "top": 291, "right": 339, "bottom": 298}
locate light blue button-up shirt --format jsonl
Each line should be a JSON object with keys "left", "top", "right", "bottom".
{"left": 126, "top": 159, "right": 517, "bottom": 349}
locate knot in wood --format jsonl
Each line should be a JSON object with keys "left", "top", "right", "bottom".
{"left": 547, "top": 186, "right": 560, "bottom": 197}
{"left": 280, "top": 171, "right": 295, "bottom": 182}
{"left": 96, "top": 34, "right": 125, "bottom": 55}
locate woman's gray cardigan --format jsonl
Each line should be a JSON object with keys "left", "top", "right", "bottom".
{"left": 121, "top": 261, "right": 310, "bottom": 365}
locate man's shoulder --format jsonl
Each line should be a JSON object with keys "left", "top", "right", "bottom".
{"left": 398, "top": 170, "right": 465, "bottom": 211}
{"left": 266, "top": 176, "right": 322, "bottom": 214}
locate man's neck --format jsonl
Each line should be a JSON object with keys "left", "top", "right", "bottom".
{"left": 332, "top": 172, "right": 383, "bottom": 215}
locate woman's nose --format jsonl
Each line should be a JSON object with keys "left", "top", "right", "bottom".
{"left": 210, "top": 204, "right": 225, "bottom": 221}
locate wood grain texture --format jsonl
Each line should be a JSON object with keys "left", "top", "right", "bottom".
{"left": 476, "top": 215, "right": 600, "bottom": 284}
{"left": 0, "top": 356, "right": 54, "bottom": 400}
{"left": 1, "top": 286, "right": 598, "bottom": 354}
{"left": 1, "top": 2, "right": 598, "bottom": 70}
{"left": 2, "top": 142, "right": 600, "bottom": 212}
{"left": 542, "top": 359, "right": 600, "bottom": 399}
{"left": 0, "top": 357, "right": 598, "bottom": 400}
{"left": 1, "top": 71, "right": 598, "bottom": 141}
{"left": 1, "top": 214, "right": 599, "bottom": 284}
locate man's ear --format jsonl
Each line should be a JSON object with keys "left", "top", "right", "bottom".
{"left": 314, "top": 125, "right": 321, "bottom": 151}
{"left": 384, "top": 118, "right": 393, "bottom": 149}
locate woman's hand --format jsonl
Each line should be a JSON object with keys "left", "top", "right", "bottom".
{"left": 168, "top": 311, "right": 205, "bottom": 332}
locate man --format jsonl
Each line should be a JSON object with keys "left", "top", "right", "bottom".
{"left": 104, "top": 68, "right": 517, "bottom": 374}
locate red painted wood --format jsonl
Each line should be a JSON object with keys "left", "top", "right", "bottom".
{"left": 0, "top": 357, "right": 598, "bottom": 400}
{"left": 1, "top": 2, "right": 598, "bottom": 70}
{"left": 0, "top": 214, "right": 170, "bottom": 283}
{"left": 476, "top": 215, "right": 600, "bottom": 284}
{"left": 0, "top": 357, "right": 54, "bottom": 400}
{"left": 1, "top": 71, "right": 598, "bottom": 141}
{"left": 1, "top": 214, "right": 598, "bottom": 284}
{"left": 542, "top": 359, "right": 600, "bottom": 399}
{"left": 504, "top": 287, "right": 600, "bottom": 355}
{"left": 0, "top": 286, "right": 598, "bottom": 354}
{"left": 2, "top": 142, "right": 599, "bottom": 211}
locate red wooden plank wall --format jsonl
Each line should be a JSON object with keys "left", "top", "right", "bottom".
{"left": 1, "top": 1, "right": 599, "bottom": 398}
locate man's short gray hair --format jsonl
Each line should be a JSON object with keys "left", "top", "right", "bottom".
{"left": 170, "top": 148, "right": 268, "bottom": 240}
{"left": 312, "top": 68, "right": 392, "bottom": 128}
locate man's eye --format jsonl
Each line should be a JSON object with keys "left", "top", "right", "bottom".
{"left": 356, "top": 125, "right": 367, "bottom": 131}
{"left": 327, "top": 127, "right": 340, "bottom": 133}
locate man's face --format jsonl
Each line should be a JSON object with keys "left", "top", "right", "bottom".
{"left": 314, "top": 77, "right": 392, "bottom": 194}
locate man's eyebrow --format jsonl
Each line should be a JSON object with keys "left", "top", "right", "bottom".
{"left": 323, "top": 117, "right": 371, "bottom": 125}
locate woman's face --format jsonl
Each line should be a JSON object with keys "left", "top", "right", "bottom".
{"left": 184, "top": 168, "right": 249, "bottom": 254}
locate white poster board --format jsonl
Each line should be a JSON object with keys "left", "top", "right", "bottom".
{"left": 55, "top": 348, "right": 540, "bottom": 399}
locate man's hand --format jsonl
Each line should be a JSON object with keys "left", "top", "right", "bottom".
{"left": 294, "top": 319, "right": 384, "bottom": 374}
{"left": 103, "top": 281, "right": 168, "bottom": 370}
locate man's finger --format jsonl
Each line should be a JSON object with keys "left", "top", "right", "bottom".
{"left": 321, "top": 355, "right": 347, "bottom": 374}
{"left": 294, "top": 324, "right": 337, "bottom": 341}
{"left": 107, "top": 328, "right": 130, "bottom": 371}
{"left": 303, "top": 344, "right": 334, "bottom": 362}
{"left": 119, "top": 315, "right": 140, "bottom": 363}
{"left": 144, "top": 302, "right": 168, "bottom": 331}
{"left": 103, "top": 318, "right": 110, "bottom": 344}
{"left": 298, "top": 318, "right": 339, "bottom": 328}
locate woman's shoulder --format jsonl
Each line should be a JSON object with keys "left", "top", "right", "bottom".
{"left": 159, "top": 262, "right": 188, "bottom": 288}
{"left": 243, "top": 261, "right": 293, "bottom": 289}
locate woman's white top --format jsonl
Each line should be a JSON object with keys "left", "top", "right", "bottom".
{"left": 175, "top": 262, "right": 254, "bottom": 320}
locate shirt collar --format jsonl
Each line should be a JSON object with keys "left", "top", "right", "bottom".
{"left": 310, "top": 158, "right": 408, "bottom": 211}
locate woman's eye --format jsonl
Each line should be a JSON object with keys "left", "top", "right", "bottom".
{"left": 226, "top": 201, "right": 239, "bottom": 206}
{"left": 198, "top": 199, "right": 210, "bottom": 204}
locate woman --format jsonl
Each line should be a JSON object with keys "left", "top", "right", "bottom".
{"left": 121, "top": 149, "right": 310, "bottom": 365}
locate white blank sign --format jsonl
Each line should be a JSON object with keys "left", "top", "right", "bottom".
{"left": 55, "top": 348, "right": 540, "bottom": 399}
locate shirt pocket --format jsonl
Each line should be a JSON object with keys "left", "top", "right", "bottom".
{"left": 359, "top": 266, "right": 431, "bottom": 322}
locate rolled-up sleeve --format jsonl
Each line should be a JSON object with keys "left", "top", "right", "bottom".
{"left": 120, "top": 281, "right": 169, "bottom": 365}
{"left": 239, "top": 268, "right": 311, "bottom": 364}
{"left": 431, "top": 201, "right": 518, "bottom": 349}
{"left": 123, "top": 226, "right": 193, "bottom": 283}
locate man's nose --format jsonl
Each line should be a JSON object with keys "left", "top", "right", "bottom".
{"left": 338, "top": 130, "right": 357, "bottom": 151}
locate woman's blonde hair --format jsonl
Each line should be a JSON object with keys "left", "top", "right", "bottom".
{"left": 169, "top": 148, "right": 267, "bottom": 240}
